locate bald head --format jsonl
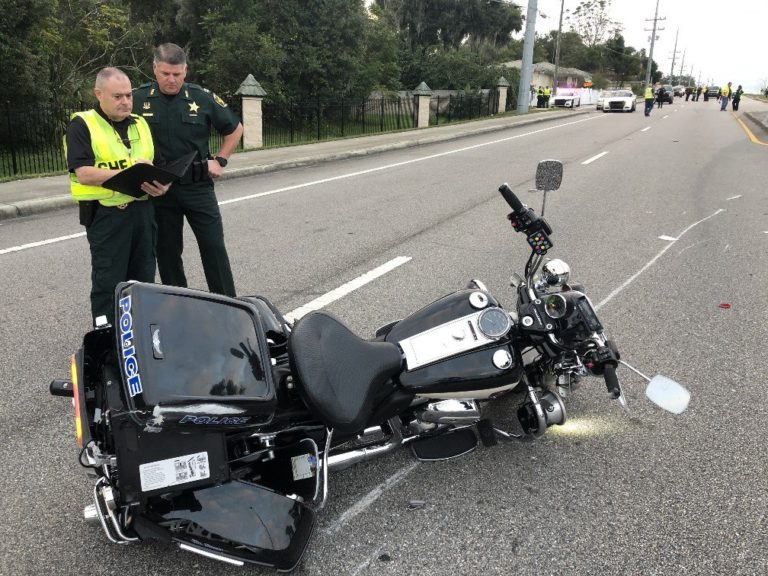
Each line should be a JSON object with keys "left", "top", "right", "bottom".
{"left": 94, "top": 68, "right": 132, "bottom": 122}
{"left": 95, "top": 67, "right": 129, "bottom": 90}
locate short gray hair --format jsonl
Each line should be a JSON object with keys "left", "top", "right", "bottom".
{"left": 153, "top": 43, "right": 187, "bottom": 66}
{"left": 95, "top": 67, "right": 129, "bottom": 89}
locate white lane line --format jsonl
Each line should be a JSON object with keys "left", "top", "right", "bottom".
{"left": 324, "top": 461, "right": 420, "bottom": 535}
{"left": 0, "top": 232, "right": 86, "bottom": 256}
{"left": 595, "top": 209, "right": 725, "bottom": 311}
{"left": 726, "top": 195, "right": 742, "bottom": 201}
{"left": 285, "top": 256, "right": 411, "bottom": 322}
{"left": 582, "top": 151, "right": 609, "bottom": 165}
{"left": 658, "top": 235, "right": 677, "bottom": 241}
{"left": 663, "top": 115, "right": 669, "bottom": 119}
{"left": 724, "top": 244, "right": 730, "bottom": 252}
{"left": 641, "top": 127, "right": 651, "bottom": 132}
{"left": 1, "top": 115, "right": 605, "bottom": 257}
{"left": 220, "top": 115, "right": 604, "bottom": 207}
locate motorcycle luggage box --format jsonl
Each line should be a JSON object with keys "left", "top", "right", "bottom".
{"left": 114, "top": 282, "right": 276, "bottom": 428}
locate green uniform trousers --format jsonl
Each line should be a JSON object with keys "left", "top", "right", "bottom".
{"left": 153, "top": 180, "right": 236, "bottom": 297}
{"left": 85, "top": 200, "right": 156, "bottom": 324}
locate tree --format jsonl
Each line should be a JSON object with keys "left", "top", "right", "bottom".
{"left": 566, "top": 0, "right": 621, "bottom": 48}
{"left": 0, "top": 0, "right": 54, "bottom": 104}
{"left": 603, "top": 34, "right": 641, "bottom": 86}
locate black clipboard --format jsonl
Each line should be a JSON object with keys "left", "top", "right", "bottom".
{"left": 102, "top": 151, "right": 197, "bottom": 198}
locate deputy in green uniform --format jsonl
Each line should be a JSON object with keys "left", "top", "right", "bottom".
{"left": 132, "top": 43, "right": 243, "bottom": 297}
{"left": 66, "top": 67, "right": 170, "bottom": 325}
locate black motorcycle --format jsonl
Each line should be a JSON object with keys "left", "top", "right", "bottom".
{"left": 50, "top": 160, "right": 689, "bottom": 571}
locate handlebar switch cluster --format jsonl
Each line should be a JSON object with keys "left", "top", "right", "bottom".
{"left": 507, "top": 210, "right": 553, "bottom": 255}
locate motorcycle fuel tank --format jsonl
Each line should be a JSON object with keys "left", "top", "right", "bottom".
{"left": 385, "top": 289, "right": 522, "bottom": 395}
{"left": 114, "top": 282, "right": 276, "bottom": 429}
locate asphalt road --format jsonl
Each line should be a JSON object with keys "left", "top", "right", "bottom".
{"left": 1, "top": 98, "right": 766, "bottom": 576}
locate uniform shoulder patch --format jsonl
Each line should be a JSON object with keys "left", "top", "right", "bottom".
{"left": 213, "top": 93, "right": 228, "bottom": 108}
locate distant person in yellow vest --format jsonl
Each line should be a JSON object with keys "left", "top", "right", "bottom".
{"left": 65, "top": 67, "right": 170, "bottom": 325}
{"left": 703, "top": 85, "right": 709, "bottom": 101}
{"left": 543, "top": 86, "right": 551, "bottom": 107}
{"left": 536, "top": 86, "right": 544, "bottom": 108}
{"left": 720, "top": 81, "right": 732, "bottom": 111}
{"left": 644, "top": 84, "right": 655, "bottom": 116}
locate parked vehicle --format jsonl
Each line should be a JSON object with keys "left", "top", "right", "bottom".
{"left": 673, "top": 85, "right": 686, "bottom": 97}
{"left": 50, "top": 161, "right": 690, "bottom": 571}
{"left": 706, "top": 86, "right": 721, "bottom": 98}
{"left": 552, "top": 90, "right": 581, "bottom": 108}
{"left": 602, "top": 90, "right": 637, "bottom": 112}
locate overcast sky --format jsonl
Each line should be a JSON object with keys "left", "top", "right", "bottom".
{"left": 532, "top": 0, "right": 766, "bottom": 91}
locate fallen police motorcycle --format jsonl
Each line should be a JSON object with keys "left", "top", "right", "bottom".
{"left": 50, "top": 160, "right": 689, "bottom": 571}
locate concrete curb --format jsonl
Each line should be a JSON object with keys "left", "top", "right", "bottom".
{"left": 743, "top": 111, "right": 768, "bottom": 134}
{"left": 0, "top": 109, "right": 589, "bottom": 222}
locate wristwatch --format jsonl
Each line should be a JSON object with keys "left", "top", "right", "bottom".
{"left": 213, "top": 156, "right": 228, "bottom": 168}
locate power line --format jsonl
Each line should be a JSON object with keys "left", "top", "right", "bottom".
{"left": 644, "top": 0, "right": 665, "bottom": 86}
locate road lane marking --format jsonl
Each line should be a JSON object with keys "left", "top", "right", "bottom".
{"left": 662, "top": 115, "right": 669, "bottom": 119}
{"left": 0, "top": 232, "right": 85, "bottom": 256}
{"left": 1, "top": 115, "right": 606, "bottom": 257}
{"left": 641, "top": 127, "right": 651, "bottom": 132}
{"left": 733, "top": 113, "right": 768, "bottom": 146}
{"left": 325, "top": 461, "right": 420, "bottom": 535}
{"left": 285, "top": 256, "right": 412, "bottom": 322}
{"left": 726, "top": 195, "right": 742, "bottom": 200}
{"left": 595, "top": 209, "right": 725, "bottom": 312}
{"left": 220, "top": 115, "right": 605, "bottom": 207}
{"left": 658, "top": 235, "right": 677, "bottom": 241}
{"left": 582, "top": 151, "right": 609, "bottom": 165}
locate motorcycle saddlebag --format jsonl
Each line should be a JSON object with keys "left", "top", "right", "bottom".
{"left": 113, "top": 282, "right": 276, "bottom": 429}
{"left": 137, "top": 479, "right": 316, "bottom": 571}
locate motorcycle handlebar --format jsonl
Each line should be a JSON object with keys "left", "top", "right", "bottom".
{"left": 498, "top": 183, "right": 525, "bottom": 213}
{"left": 603, "top": 363, "right": 621, "bottom": 399}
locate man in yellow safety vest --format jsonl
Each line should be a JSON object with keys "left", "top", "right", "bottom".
{"left": 65, "top": 67, "right": 170, "bottom": 325}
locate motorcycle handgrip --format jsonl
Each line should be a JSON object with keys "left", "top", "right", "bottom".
{"left": 603, "top": 364, "right": 621, "bottom": 399}
{"left": 498, "top": 183, "right": 525, "bottom": 213}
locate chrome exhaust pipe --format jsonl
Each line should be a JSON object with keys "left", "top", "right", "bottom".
{"left": 328, "top": 418, "right": 403, "bottom": 471}
{"left": 417, "top": 399, "right": 480, "bottom": 425}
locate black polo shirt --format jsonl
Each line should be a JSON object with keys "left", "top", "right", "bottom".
{"left": 66, "top": 106, "right": 137, "bottom": 172}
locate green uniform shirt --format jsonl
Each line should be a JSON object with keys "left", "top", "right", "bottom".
{"left": 132, "top": 82, "right": 239, "bottom": 164}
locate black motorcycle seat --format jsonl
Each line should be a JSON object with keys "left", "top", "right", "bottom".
{"left": 288, "top": 311, "right": 403, "bottom": 434}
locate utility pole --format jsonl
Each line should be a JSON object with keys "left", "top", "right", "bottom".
{"left": 669, "top": 28, "right": 679, "bottom": 84}
{"left": 677, "top": 49, "right": 686, "bottom": 84}
{"left": 644, "top": 0, "right": 665, "bottom": 86}
{"left": 517, "top": 0, "right": 539, "bottom": 113}
{"left": 553, "top": 0, "right": 565, "bottom": 96}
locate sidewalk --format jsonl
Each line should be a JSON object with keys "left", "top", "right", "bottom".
{"left": 0, "top": 108, "right": 587, "bottom": 221}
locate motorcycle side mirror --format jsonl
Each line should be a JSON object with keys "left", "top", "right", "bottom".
{"left": 535, "top": 160, "right": 563, "bottom": 191}
{"left": 645, "top": 375, "right": 691, "bottom": 414}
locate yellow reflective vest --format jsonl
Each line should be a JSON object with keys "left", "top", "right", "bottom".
{"left": 543, "top": 87, "right": 551, "bottom": 96}
{"left": 721, "top": 85, "right": 730, "bottom": 98}
{"left": 644, "top": 87, "right": 654, "bottom": 99}
{"left": 67, "top": 110, "right": 155, "bottom": 206}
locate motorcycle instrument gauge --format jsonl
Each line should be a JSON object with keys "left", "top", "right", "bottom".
{"left": 477, "top": 307, "right": 512, "bottom": 339}
{"left": 544, "top": 294, "right": 567, "bottom": 319}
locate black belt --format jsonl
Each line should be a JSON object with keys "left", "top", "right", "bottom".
{"left": 178, "top": 160, "right": 211, "bottom": 185}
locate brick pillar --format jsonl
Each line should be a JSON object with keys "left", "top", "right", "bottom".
{"left": 412, "top": 82, "right": 433, "bottom": 128}
{"left": 497, "top": 76, "right": 511, "bottom": 114}
{"left": 236, "top": 74, "right": 267, "bottom": 149}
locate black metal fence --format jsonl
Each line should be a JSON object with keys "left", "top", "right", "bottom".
{"left": 2, "top": 89, "right": 512, "bottom": 179}
{"left": 0, "top": 101, "right": 75, "bottom": 178}
{"left": 262, "top": 97, "right": 415, "bottom": 147}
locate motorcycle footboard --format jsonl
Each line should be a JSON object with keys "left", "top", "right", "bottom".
{"left": 139, "top": 480, "right": 315, "bottom": 571}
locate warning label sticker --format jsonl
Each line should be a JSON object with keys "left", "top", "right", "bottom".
{"left": 139, "top": 451, "right": 210, "bottom": 492}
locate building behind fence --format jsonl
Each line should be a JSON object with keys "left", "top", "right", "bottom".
{"left": 0, "top": 78, "right": 519, "bottom": 179}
